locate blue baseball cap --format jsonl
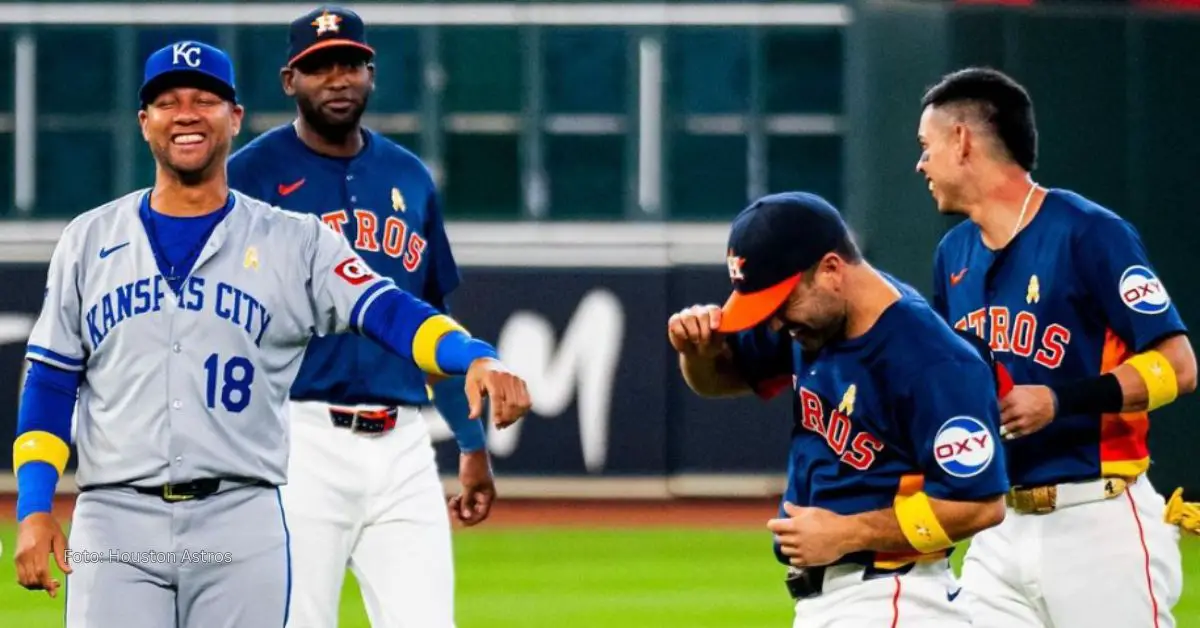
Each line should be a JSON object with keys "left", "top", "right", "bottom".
{"left": 717, "top": 192, "right": 851, "bottom": 332}
{"left": 139, "top": 40, "right": 237, "bottom": 106}
{"left": 287, "top": 6, "right": 375, "bottom": 67}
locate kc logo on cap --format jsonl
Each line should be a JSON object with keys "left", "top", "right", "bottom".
{"left": 171, "top": 42, "right": 203, "bottom": 68}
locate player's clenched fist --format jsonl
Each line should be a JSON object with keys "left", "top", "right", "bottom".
{"left": 668, "top": 304, "right": 727, "bottom": 357}
{"left": 14, "top": 512, "right": 72, "bottom": 598}
{"left": 465, "top": 358, "right": 532, "bottom": 430}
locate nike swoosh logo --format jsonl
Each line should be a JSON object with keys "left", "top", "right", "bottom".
{"left": 950, "top": 268, "right": 968, "bottom": 286}
{"left": 278, "top": 178, "right": 306, "bottom": 196}
{"left": 947, "top": 587, "right": 962, "bottom": 602}
{"left": 99, "top": 242, "right": 130, "bottom": 259}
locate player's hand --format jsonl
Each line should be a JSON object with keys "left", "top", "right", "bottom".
{"left": 449, "top": 449, "right": 497, "bottom": 527}
{"left": 465, "top": 358, "right": 531, "bottom": 430}
{"left": 14, "top": 512, "right": 72, "bottom": 598}
{"left": 767, "top": 502, "right": 854, "bottom": 568}
{"left": 667, "top": 304, "right": 727, "bottom": 358}
{"left": 999, "top": 384, "right": 1056, "bottom": 440}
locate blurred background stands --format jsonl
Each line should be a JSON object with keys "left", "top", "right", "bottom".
{"left": 0, "top": 0, "right": 848, "bottom": 222}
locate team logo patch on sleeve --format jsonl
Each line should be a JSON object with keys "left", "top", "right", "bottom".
{"left": 1119, "top": 265, "right": 1170, "bottom": 314}
{"left": 334, "top": 257, "right": 376, "bottom": 286}
{"left": 933, "top": 416, "right": 994, "bottom": 478}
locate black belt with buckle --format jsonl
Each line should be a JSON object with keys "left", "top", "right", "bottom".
{"left": 330, "top": 407, "right": 400, "bottom": 433}
{"left": 785, "top": 566, "right": 827, "bottom": 600}
{"left": 82, "top": 477, "right": 275, "bottom": 503}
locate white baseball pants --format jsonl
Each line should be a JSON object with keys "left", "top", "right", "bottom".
{"left": 960, "top": 474, "right": 1182, "bottom": 627}
{"left": 280, "top": 400, "right": 455, "bottom": 628}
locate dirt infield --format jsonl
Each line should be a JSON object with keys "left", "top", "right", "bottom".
{"left": 466, "top": 498, "right": 779, "bottom": 529}
{"left": 0, "top": 494, "right": 779, "bottom": 529}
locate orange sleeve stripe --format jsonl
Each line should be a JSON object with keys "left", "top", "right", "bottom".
{"left": 1098, "top": 328, "right": 1151, "bottom": 472}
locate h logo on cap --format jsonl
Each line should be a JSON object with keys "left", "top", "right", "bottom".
{"left": 313, "top": 11, "right": 342, "bottom": 35}
{"left": 172, "top": 42, "right": 202, "bottom": 68}
{"left": 727, "top": 251, "right": 746, "bottom": 282}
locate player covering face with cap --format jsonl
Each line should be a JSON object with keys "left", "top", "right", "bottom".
{"left": 669, "top": 192, "right": 1010, "bottom": 627}
{"left": 709, "top": 192, "right": 867, "bottom": 350}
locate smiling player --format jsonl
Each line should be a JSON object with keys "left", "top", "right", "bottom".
{"left": 918, "top": 66, "right": 1198, "bottom": 627}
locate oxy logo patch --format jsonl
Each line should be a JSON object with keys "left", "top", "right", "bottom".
{"left": 933, "top": 416, "right": 994, "bottom": 478}
{"left": 1119, "top": 265, "right": 1170, "bottom": 315}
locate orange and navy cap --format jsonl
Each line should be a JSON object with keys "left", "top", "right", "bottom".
{"left": 717, "top": 192, "right": 850, "bottom": 333}
{"left": 287, "top": 6, "right": 375, "bottom": 67}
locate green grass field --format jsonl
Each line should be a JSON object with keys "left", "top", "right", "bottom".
{"left": 0, "top": 525, "right": 1196, "bottom": 627}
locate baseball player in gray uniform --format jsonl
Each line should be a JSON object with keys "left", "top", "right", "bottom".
{"left": 10, "top": 41, "right": 531, "bottom": 628}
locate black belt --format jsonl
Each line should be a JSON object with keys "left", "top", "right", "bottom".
{"left": 81, "top": 477, "right": 275, "bottom": 503}
{"left": 329, "top": 406, "right": 402, "bottom": 433}
{"left": 785, "top": 562, "right": 916, "bottom": 600}
{"left": 785, "top": 566, "right": 828, "bottom": 600}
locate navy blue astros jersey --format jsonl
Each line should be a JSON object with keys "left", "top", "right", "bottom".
{"left": 932, "top": 189, "right": 1188, "bottom": 488}
{"left": 728, "top": 281, "right": 1009, "bottom": 569}
{"left": 227, "top": 124, "right": 461, "bottom": 406}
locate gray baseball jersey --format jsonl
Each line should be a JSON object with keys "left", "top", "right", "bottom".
{"left": 27, "top": 188, "right": 399, "bottom": 488}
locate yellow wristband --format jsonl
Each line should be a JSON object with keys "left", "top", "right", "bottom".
{"left": 13, "top": 430, "right": 70, "bottom": 476}
{"left": 894, "top": 491, "right": 953, "bottom": 554}
{"left": 1125, "top": 350, "right": 1178, "bottom": 411}
{"left": 412, "top": 314, "right": 469, "bottom": 376}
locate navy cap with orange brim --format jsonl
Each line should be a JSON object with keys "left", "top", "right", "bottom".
{"left": 287, "top": 6, "right": 375, "bottom": 67}
{"left": 716, "top": 192, "right": 850, "bottom": 333}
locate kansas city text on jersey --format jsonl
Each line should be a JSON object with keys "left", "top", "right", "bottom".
{"left": 85, "top": 276, "right": 273, "bottom": 348}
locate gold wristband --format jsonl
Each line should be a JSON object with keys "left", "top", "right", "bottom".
{"left": 412, "top": 314, "right": 469, "bottom": 376}
{"left": 1125, "top": 350, "right": 1178, "bottom": 411}
{"left": 13, "top": 430, "right": 70, "bottom": 476}
{"left": 894, "top": 491, "right": 954, "bottom": 554}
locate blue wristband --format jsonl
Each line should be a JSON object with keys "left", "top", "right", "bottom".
{"left": 432, "top": 376, "right": 487, "bottom": 452}
{"left": 16, "top": 461, "right": 59, "bottom": 521}
{"left": 434, "top": 331, "right": 499, "bottom": 375}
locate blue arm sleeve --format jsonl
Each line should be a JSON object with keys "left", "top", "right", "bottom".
{"left": 15, "top": 361, "right": 80, "bottom": 521}
{"left": 359, "top": 289, "right": 498, "bottom": 375}
{"left": 426, "top": 299, "right": 486, "bottom": 453}
{"left": 432, "top": 377, "right": 486, "bottom": 453}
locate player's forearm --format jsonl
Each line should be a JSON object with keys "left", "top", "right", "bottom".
{"left": 678, "top": 351, "right": 752, "bottom": 398}
{"left": 1113, "top": 334, "right": 1197, "bottom": 412}
{"left": 839, "top": 495, "right": 1006, "bottom": 556}
{"left": 14, "top": 361, "right": 79, "bottom": 521}
{"left": 1052, "top": 334, "right": 1197, "bottom": 415}
{"left": 431, "top": 376, "right": 487, "bottom": 452}
{"left": 360, "top": 289, "right": 498, "bottom": 376}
